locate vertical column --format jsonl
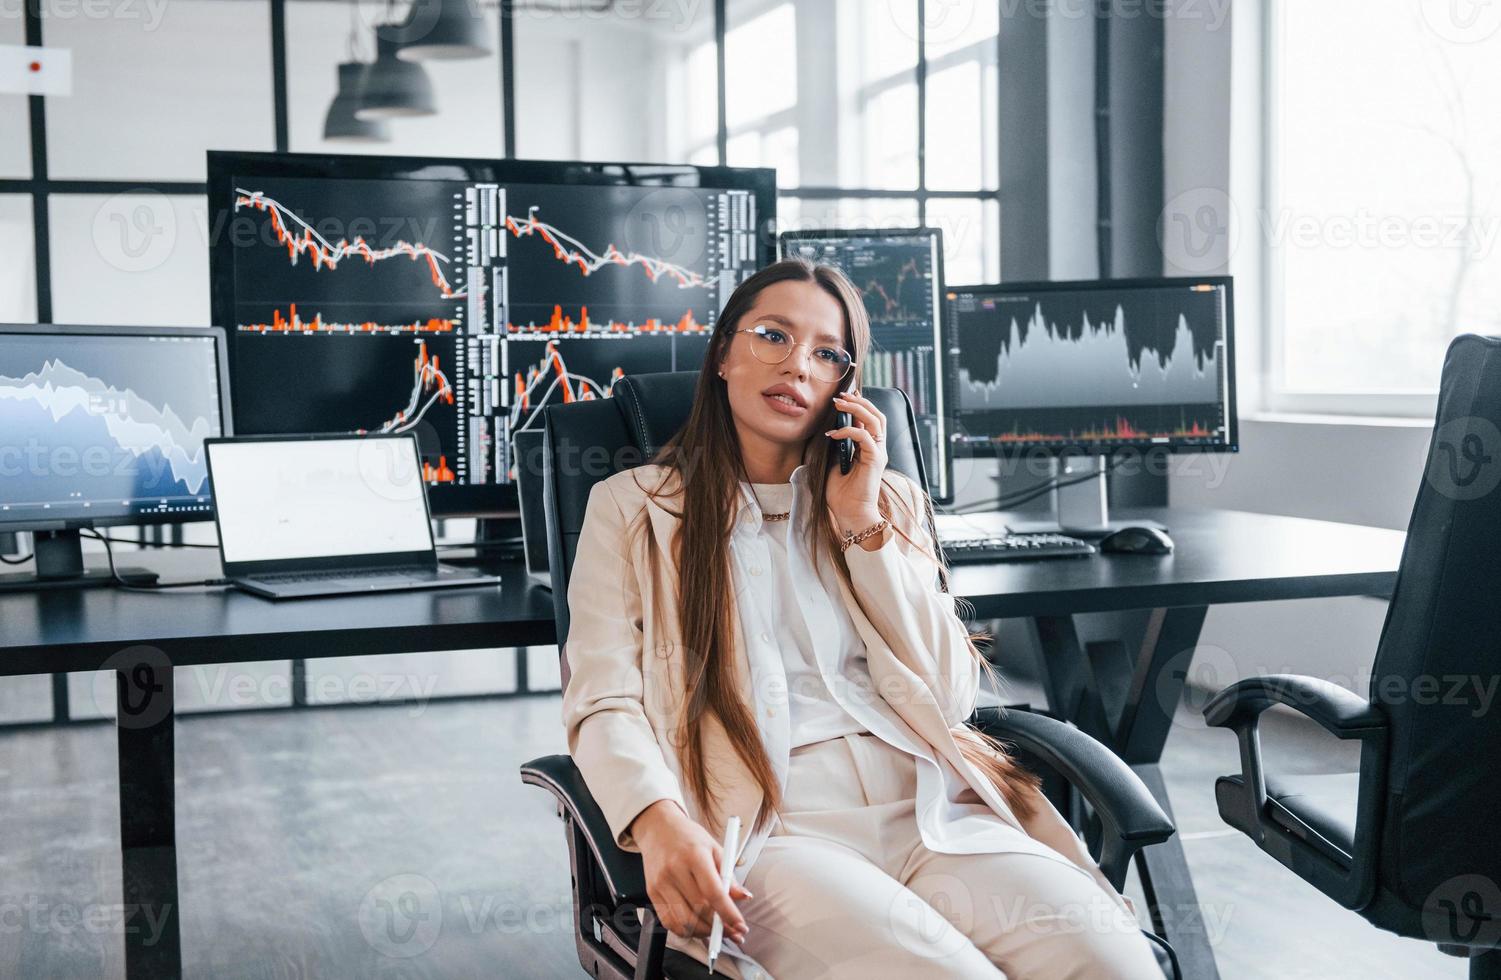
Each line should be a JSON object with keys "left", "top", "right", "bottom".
{"left": 1101, "top": 0, "right": 1165, "bottom": 278}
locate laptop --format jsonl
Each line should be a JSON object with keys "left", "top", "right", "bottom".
{"left": 205, "top": 434, "right": 501, "bottom": 600}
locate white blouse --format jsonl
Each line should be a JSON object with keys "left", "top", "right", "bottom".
{"left": 743, "top": 478, "right": 870, "bottom": 749}
{"left": 731, "top": 465, "right": 1043, "bottom": 859}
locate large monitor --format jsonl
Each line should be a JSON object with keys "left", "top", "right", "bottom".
{"left": 0, "top": 323, "right": 231, "bottom": 587}
{"left": 208, "top": 151, "right": 776, "bottom": 517}
{"left": 778, "top": 228, "right": 952, "bottom": 504}
{"left": 944, "top": 276, "right": 1238, "bottom": 457}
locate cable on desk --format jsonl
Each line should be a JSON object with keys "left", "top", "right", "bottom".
{"left": 941, "top": 454, "right": 1128, "bottom": 515}
{"left": 0, "top": 531, "right": 217, "bottom": 561}
{"left": 994, "top": 454, "right": 1128, "bottom": 511}
{"left": 80, "top": 529, "right": 230, "bottom": 592}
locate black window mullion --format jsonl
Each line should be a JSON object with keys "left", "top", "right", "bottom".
{"left": 501, "top": 2, "right": 515, "bottom": 157}
{"left": 24, "top": 0, "right": 50, "bottom": 324}
{"left": 270, "top": 0, "right": 289, "bottom": 152}
{"left": 715, "top": 0, "right": 728, "bottom": 166}
{"left": 0, "top": 179, "right": 208, "bottom": 195}
{"left": 1094, "top": 0, "right": 1113, "bottom": 276}
{"left": 916, "top": 0, "right": 927, "bottom": 227}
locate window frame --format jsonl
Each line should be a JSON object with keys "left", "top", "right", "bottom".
{"left": 3, "top": 0, "right": 1005, "bottom": 321}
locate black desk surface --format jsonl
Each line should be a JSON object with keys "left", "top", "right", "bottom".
{"left": 0, "top": 507, "right": 1405, "bottom": 676}
{"left": 0, "top": 549, "right": 559, "bottom": 676}
{"left": 949, "top": 507, "right": 1405, "bottom": 619}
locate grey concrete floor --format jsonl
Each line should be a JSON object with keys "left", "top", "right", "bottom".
{"left": 0, "top": 671, "right": 1468, "bottom": 979}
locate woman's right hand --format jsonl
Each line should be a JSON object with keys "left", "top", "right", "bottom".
{"left": 631, "top": 800, "right": 753, "bottom": 945}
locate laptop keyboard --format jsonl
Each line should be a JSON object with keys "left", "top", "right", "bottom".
{"left": 252, "top": 566, "right": 433, "bottom": 584}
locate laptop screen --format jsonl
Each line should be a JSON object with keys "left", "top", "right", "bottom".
{"left": 209, "top": 436, "right": 434, "bottom": 565}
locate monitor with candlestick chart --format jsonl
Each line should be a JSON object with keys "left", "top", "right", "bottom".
{"left": 208, "top": 152, "right": 774, "bottom": 516}
{"left": 778, "top": 228, "right": 952, "bottom": 503}
{"left": 943, "top": 276, "right": 1238, "bottom": 457}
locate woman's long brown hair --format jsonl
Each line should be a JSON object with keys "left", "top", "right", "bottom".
{"left": 625, "top": 258, "right": 1040, "bottom": 837}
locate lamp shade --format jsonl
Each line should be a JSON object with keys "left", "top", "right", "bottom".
{"left": 355, "top": 31, "right": 438, "bottom": 119}
{"left": 323, "top": 62, "right": 390, "bottom": 143}
{"left": 394, "top": 0, "right": 490, "bottom": 61}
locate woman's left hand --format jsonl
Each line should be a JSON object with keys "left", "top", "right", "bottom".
{"left": 824, "top": 388, "right": 889, "bottom": 531}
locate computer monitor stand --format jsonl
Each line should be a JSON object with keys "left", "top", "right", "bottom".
{"left": 0, "top": 529, "right": 159, "bottom": 593}
{"left": 1004, "top": 456, "right": 1168, "bottom": 541}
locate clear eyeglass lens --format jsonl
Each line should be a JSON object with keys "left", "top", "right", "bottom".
{"left": 746, "top": 326, "right": 851, "bottom": 382}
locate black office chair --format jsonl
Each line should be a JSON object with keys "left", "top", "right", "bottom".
{"left": 1205, "top": 335, "right": 1501, "bottom": 979}
{"left": 520, "top": 371, "right": 1182, "bottom": 979}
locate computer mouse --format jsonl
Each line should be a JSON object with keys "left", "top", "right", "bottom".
{"left": 1098, "top": 526, "right": 1175, "bottom": 555}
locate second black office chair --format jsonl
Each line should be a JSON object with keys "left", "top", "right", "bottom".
{"left": 521, "top": 371, "right": 1182, "bottom": 979}
{"left": 1205, "top": 334, "right": 1501, "bottom": 979}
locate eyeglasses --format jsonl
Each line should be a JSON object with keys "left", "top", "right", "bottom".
{"left": 733, "top": 323, "right": 855, "bottom": 384}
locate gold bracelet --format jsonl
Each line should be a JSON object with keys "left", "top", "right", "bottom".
{"left": 840, "top": 518, "right": 889, "bottom": 552}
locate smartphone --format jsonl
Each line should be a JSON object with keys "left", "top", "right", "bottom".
{"left": 835, "top": 409, "right": 854, "bottom": 474}
{"left": 834, "top": 378, "right": 856, "bottom": 475}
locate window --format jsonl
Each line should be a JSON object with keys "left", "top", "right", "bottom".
{"left": 0, "top": 15, "right": 29, "bottom": 178}
{"left": 724, "top": 0, "right": 1001, "bottom": 281}
{"left": 779, "top": 197, "right": 920, "bottom": 235}
{"left": 513, "top": 0, "right": 714, "bottom": 162}
{"left": 926, "top": 197, "right": 1000, "bottom": 285}
{"left": 726, "top": 0, "right": 922, "bottom": 191}
{"left": 47, "top": 194, "right": 210, "bottom": 325}
{"left": 725, "top": 2, "right": 801, "bottom": 182}
{"left": 10, "top": 0, "right": 1005, "bottom": 327}
{"left": 924, "top": 0, "right": 998, "bottom": 192}
{"left": 1269, "top": 0, "right": 1501, "bottom": 413}
{"left": 287, "top": 0, "right": 505, "bottom": 158}
{"left": 43, "top": 0, "right": 276, "bottom": 181}
{"left": 0, "top": 196, "right": 36, "bottom": 321}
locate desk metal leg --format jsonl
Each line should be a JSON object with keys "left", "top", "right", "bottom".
{"left": 1029, "top": 607, "right": 1217, "bottom": 978}
{"left": 116, "top": 655, "right": 181, "bottom": 979}
{"left": 1131, "top": 764, "right": 1219, "bottom": 980}
{"left": 51, "top": 672, "right": 69, "bottom": 722}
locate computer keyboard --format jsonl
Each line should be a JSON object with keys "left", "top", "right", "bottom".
{"left": 939, "top": 532, "right": 1096, "bottom": 563}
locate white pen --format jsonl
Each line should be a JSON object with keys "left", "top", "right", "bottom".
{"left": 706, "top": 815, "right": 742, "bottom": 975}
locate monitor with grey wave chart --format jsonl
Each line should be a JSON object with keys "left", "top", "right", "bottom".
{"left": 944, "top": 277, "right": 1236, "bottom": 455}
{"left": 0, "top": 326, "right": 228, "bottom": 528}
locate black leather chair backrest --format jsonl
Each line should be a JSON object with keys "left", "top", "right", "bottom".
{"left": 1368, "top": 334, "right": 1501, "bottom": 911}
{"left": 541, "top": 370, "right": 929, "bottom": 681}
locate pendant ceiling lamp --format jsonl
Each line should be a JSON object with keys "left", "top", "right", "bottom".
{"left": 356, "top": 27, "right": 439, "bottom": 119}
{"left": 393, "top": 0, "right": 491, "bottom": 61}
{"left": 323, "top": 61, "right": 390, "bottom": 142}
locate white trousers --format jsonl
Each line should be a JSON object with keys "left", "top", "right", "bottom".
{"left": 732, "top": 731, "right": 1164, "bottom": 979}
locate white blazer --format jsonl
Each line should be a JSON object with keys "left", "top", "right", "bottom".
{"left": 561, "top": 463, "right": 1132, "bottom": 974}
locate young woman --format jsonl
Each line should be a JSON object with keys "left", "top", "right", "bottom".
{"left": 561, "top": 259, "right": 1163, "bottom": 979}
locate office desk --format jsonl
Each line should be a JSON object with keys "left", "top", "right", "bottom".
{"left": 0, "top": 550, "right": 555, "bottom": 980}
{"left": 0, "top": 508, "right": 1405, "bottom": 979}
{"left": 952, "top": 506, "right": 1405, "bottom": 979}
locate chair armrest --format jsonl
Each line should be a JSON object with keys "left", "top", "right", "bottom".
{"left": 521, "top": 754, "right": 649, "bottom": 903}
{"left": 971, "top": 706, "right": 1175, "bottom": 889}
{"left": 1201, "top": 674, "right": 1385, "bottom": 830}
{"left": 1201, "top": 676, "right": 1387, "bottom": 909}
{"left": 1203, "top": 674, "right": 1385, "bottom": 737}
